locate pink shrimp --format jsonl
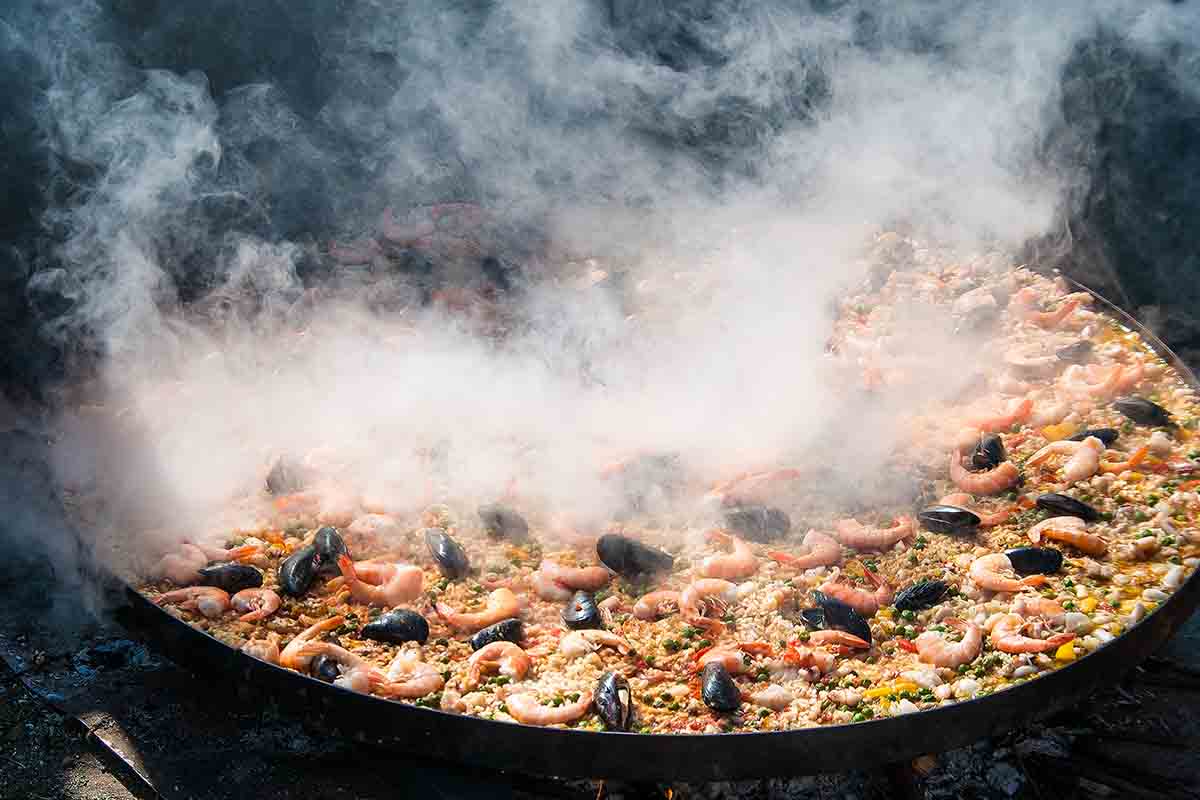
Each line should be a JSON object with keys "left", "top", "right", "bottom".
{"left": 679, "top": 578, "right": 738, "bottom": 633}
{"left": 1026, "top": 436, "right": 1104, "bottom": 484}
{"left": 939, "top": 493, "right": 1015, "bottom": 527}
{"left": 241, "top": 633, "right": 281, "bottom": 665}
{"left": 370, "top": 650, "right": 445, "bottom": 699}
{"left": 337, "top": 555, "right": 423, "bottom": 607}
{"left": 949, "top": 450, "right": 1020, "bottom": 495}
{"left": 559, "top": 630, "right": 631, "bottom": 658}
{"left": 155, "top": 586, "right": 231, "bottom": 619}
{"left": 1014, "top": 289, "right": 1080, "bottom": 329}
{"left": 633, "top": 590, "right": 680, "bottom": 620}
{"left": 767, "top": 530, "right": 842, "bottom": 569}
{"left": 832, "top": 517, "right": 914, "bottom": 551}
{"left": 1100, "top": 445, "right": 1149, "bottom": 475}
{"left": 153, "top": 542, "right": 260, "bottom": 585}
{"left": 436, "top": 587, "right": 521, "bottom": 632}
{"left": 806, "top": 630, "right": 871, "bottom": 650}
{"left": 988, "top": 613, "right": 1076, "bottom": 654}
{"left": 819, "top": 562, "right": 893, "bottom": 617}
{"left": 698, "top": 530, "right": 759, "bottom": 580}
{"left": 231, "top": 588, "right": 281, "bottom": 622}
{"left": 706, "top": 468, "right": 802, "bottom": 506}
{"left": 1060, "top": 364, "right": 1123, "bottom": 399}
{"left": 968, "top": 553, "right": 1048, "bottom": 593}
{"left": 1012, "top": 594, "right": 1066, "bottom": 620}
{"left": 965, "top": 396, "right": 1032, "bottom": 434}
{"left": 504, "top": 691, "right": 593, "bottom": 726}
{"left": 279, "top": 616, "right": 346, "bottom": 672}
{"left": 464, "top": 641, "right": 532, "bottom": 690}
{"left": 914, "top": 619, "right": 982, "bottom": 667}
{"left": 530, "top": 568, "right": 575, "bottom": 601}
{"left": 535, "top": 559, "right": 611, "bottom": 591}
{"left": 1028, "top": 516, "right": 1108, "bottom": 556}
{"left": 1112, "top": 359, "right": 1145, "bottom": 394}
{"left": 696, "top": 648, "right": 750, "bottom": 674}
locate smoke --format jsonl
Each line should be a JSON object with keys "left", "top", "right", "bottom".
{"left": 1, "top": 0, "right": 1199, "bottom": 569}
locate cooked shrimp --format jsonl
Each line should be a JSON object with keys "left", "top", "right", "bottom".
{"left": 807, "top": 630, "right": 870, "bottom": 649}
{"left": 241, "top": 633, "right": 281, "bottom": 664}
{"left": 1028, "top": 516, "right": 1107, "bottom": 556}
{"left": 530, "top": 568, "right": 574, "bottom": 601}
{"left": 698, "top": 531, "right": 759, "bottom": 580}
{"left": 437, "top": 588, "right": 521, "bottom": 632}
{"left": 767, "top": 530, "right": 842, "bottom": 569}
{"left": 706, "top": 468, "right": 802, "bottom": 506}
{"left": 1027, "top": 394, "right": 1072, "bottom": 427}
{"left": 1012, "top": 594, "right": 1066, "bottom": 620}
{"left": 938, "top": 493, "right": 1015, "bottom": 527}
{"left": 559, "top": 629, "right": 631, "bottom": 658}
{"left": 279, "top": 616, "right": 346, "bottom": 671}
{"left": 949, "top": 451, "right": 1020, "bottom": 495}
{"left": 781, "top": 643, "right": 837, "bottom": 674}
{"left": 965, "top": 396, "right": 1032, "bottom": 433}
{"left": 155, "top": 586, "right": 231, "bottom": 619}
{"left": 819, "top": 562, "right": 893, "bottom": 616}
{"left": 832, "top": 517, "right": 914, "bottom": 551}
{"left": 1024, "top": 435, "right": 1103, "bottom": 484}
{"left": 1112, "top": 359, "right": 1145, "bottom": 393}
{"left": 679, "top": 578, "right": 738, "bottom": 632}
{"left": 370, "top": 650, "right": 445, "bottom": 699}
{"left": 1060, "top": 364, "right": 1123, "bottom": 399}
{"left": 464, "top": 641, "right": 532, "bottom": 690}
{"left": 504, "top": 691, "right": 592, "bottom": 726}
{"left": 968, "top": 553, "right": 1048, "bottom": 593}
{"left": 1100, "top": 445, "right": 1149, "bottom": 474}
{"left": 988, "top": 613, "right": 1076, "bottom": 654}
{"left": 1014, "top": 289, "right": 1079, "bottom": 329}
{"left": 749, "top": 685, "right": 793, "bottom": 710}
{"left": 633, "top": 590, "right": 680, "bottom": 620}
{"left": 153, "top": 542, "right": 260, "bottom": 585}
{"left": 696, "top": 648, "right": 750, "bottom": 674}
{"left": 914, "top": 619, "right": 982, "bottom": 667}
{"left": 535, "top": 559, "right": 611, "bottom": 591}
{"left": 231, "top": 588, "right": 281, "bottom": 622}
{"left": 337, "top": 555, "right": 423, "bottom": 607}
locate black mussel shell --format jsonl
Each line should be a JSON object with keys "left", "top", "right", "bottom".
{"left": 1035, "top": 493, "right": 1100, "bottom": 522}
{"left": 470, "top": 618, "right": 524, "bottom": 651}
{"left": 310, "top": 653, "right": 341, "bottom": 683}
{"left": 561, "top": 590, "right": 603, "bottom": 630}
{"left": 361, "top": 609, "right": 430, "bottom": 644}
{"left": 723, "top": 505, "right": 791, "bottom": 543}
{"left": 478, "top": 504, "right": 530, "bottom": 541}
{"left": 265, "top": 455, "right": 306, "bottom": 495}
{"left": 594, "top": 672, "right": 633, "bottom": 731}
{"left": 1006, "top": 546, "right": 1063, "bottom": 575}
{"left": 969, "top": 434, "right": 1006, "bottom": 471}
{"left": 595, "top": 533, "right": 674, "bottom": 578}
{"left": 799, "top": 608, "right": 826, "bottom": 630}
{"left": 1055, "top": 340, "right": 1094, "bottom": 364}
{"left": 1067, "top": 428, "right": 1119, "bottom": 446}
{"left": 313, "top": 526, "right": 349, "bottom": 575}
{"left": 1114, "top": 395, "right": 1175, "bottom": 427}
{"left": 812, "top": 591, "right": 872, "bottom": 645}
{"left": 424, "top": 527, "right": 470, "bottom": 579}
{"left": 700, "top": 662, "right": 741, "bottom": 712}
{"left": 278, "top": 544, "right": 319, "bottom": 597}
{"left": 917, "top": 505, "right": 981, "bottom": 535}
{"left": 893, "top": 580, "right": 949, "bottom": 612}
{"left": 197, "top": 563, "right": 263, "bottom": 593}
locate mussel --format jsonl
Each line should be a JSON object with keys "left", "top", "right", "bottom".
{"left": 1005, "top": 546, "right": 1063, "bottom": 575}
{"left": 278, "top": 544, "right": 319, "bottom": 597}
{"left": 1035, "top": 493, "right": 1100, "bottom": 522}
{"left": 197, "top": 563, "right": 263, "bottom": 593}
{"left": 700, "top": 662, "right": 740, "bottom": 712}
{"left": 595, "top": 533, "right": 674, "bottom": 578}
{"left": 313, "top": 526, "right": 349, "bottom": 576}
{"left": 809, "top": 591, "right": 872, "bottom": 645}
{"left": 594, "top": 672, "right": 633, "bottom": 731}
{"left": 361, "top": 609, "right": 429, "bottom": 644}
{"left": 723, "top": 505, "right": 791, "bottom": 543}
{"left": 917, "top": 505, "right": 981, "bottom": 535}
{"left": 424, "top": 527, "right": 469, "bottom": 579}
{"left": 1055, "top": 340, "right": 1094, "bottom": 364}
{"left": 469, "top": 618, "right": 524, "bottom": 651}
{"left": 310, "top": 653, "right": 341, "bottom": 683}
{"left": 1114, "top": 396, "right": 1175, "bottom": 427}
{"left": 561, "top": 591, "right": 603, "bottom": 630}
{"left": 478, "top": 504, "right": 530, "bottom": 541}
{"left": 265, "top": 455, "right": 306, "bottom": 495}
{"left": 969, "top": 434, "right": 1006, "bottom": 471}
{"left": 893, "top": 580, "right": 949, "bottom": 612}
{"left": 1067, "top": 428, "right": 1119, "bottom": 446}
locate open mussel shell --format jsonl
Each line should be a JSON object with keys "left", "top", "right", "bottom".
{"left": 722, "top": 505, "right": 791, "bottom": 543}
{"left": 1114, "top": 395, "right": 1175, "bottom": 427}
{"left": 799, "top": 608, "right": 826, "bottom": 630}
{"left": 1035, "top": 493, "right": 1100, "bottom": 522}
{"left": 470, "top": 618, "right": 523, "bottom": 651}
{"left": 811, "top": 591, "right": 872, "bottom": 645}
{"left": 478, "top": 504, "right": 530, "bottom": 541}
{"left": 596, "top": 533, "right": 674, "bottom": 578}
{"left": 1055, "top": 340, "right": 1094, "bottom": 364}
{"left": 893, "top": 580, "right": 949, "bottom": 612}
{"left": 1006, "top": 546, "right": 1063, "bottom": 575}
{"left": 917, "top": 505, "right": 981, "bottom": 535}
{"left": 1067, "top": 427, "right": 1119, "bottom": 446}
{"left": 361, "top": 609, "right": 429, "bottom": 644}
{"left": 594, "top": 672, "right": 633, "bottom": 731}
{"left": 265, "top": 455, "right": 306, "bottom": 495}
{"left": 313, "top": 526, "right": 349, "bottom": 575}
{"left": 700, "top": 662, "right": 741, "bottom": 712}
{"left": 561, "top": 591, "right": 603, "bottom": 630}
{"left": 310, "top": 653, "right": 341, "bottom": 683}
{"left": 424, "top": 527, "right": 470, "bottom": 579}
{"left": 969, "top": 434, "right": 1006, "bottom": 471}
{"left": 197, "top": 563, "right": 263, "bottom": 593}
{"left": 278, "top": 544, "right": 319, "bottom": 597}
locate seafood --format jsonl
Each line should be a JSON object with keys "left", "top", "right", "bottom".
{"left": 337, "top": 556, "right": 424, "bottom": 607}
{"left": 478, "top": 503, "right": 530, "bottom": 541}
{"left": 469, "top": 618, "right": 524, "bottom": 651}
{"left": 893, "top": 580, "right": 949, "bottom": 612}
{"left": 1055, "top": 340, "right": 1093, "bottom": 363}
{"left": 808, "top": 591, "right": 872, "bottom": 645}
{"left": 531, "top": 568, "right": 575, "bottom": 601}
{"left": 505, "top": 691, "right": 593, "bottom": 726}
{"left": 313, "top": 527, "right": 350, "bottom": 576}
{"left": 373, "top": 650, "right": 445, "bottom": 699}
{"left": 241, "top": 633, "right": 281, "bottom": 664}
{"left": 154, "top": 543, "right": 259, "bottom": 586}
{"left": 723, "top": 505, "right": 791, "bottom": 542}
{"left": 561, "top": 591, "right": 604, "bottom": 630}
{"left": 1027, "top": 516, "right": 1107, "bottom": 556}
{"left": 767, "top": 530, "right": 842, "bottom": 569}
{"left": 633, "top": 590, "right": 680, "bottom": 620}
{"left": 968, "top": 553, "right": 1048, "bottom": 592}
{"left": 949, "top": 450, "right": 1020, "bottom": 495}
{"left": 914, "top": 619, "right": 982, "bottom": 667}
{"left": 594, "top": 672, "right": 633, "bottom": 731}
{"left": 695, "top": 647, "right": 751, "bottom": 674}
{"left": 559, "top": 629, "right": 631, "bottom": 658}
{"left": 966, "top": 396, "right": 1032, "bottom": 433}
{"left": 1066, "top": 427, "right": 1119, "bottom": 445}
{"left": 464, "top": 641, "right": 532, "bottom": 690}
{"left": 1013, "top": 288, "right": 1079, "bottom": 328}
{"left": 277, "top": 544, "right": 320, "bottom": 597}
{"left": 918, "top": 505, "right": 981, "bottom": 535}
{"left": 1035, "top": 493, "right": 1101, "bottom": 522}
{"left": 361, "top": 609, "right": 430, "bottom": 644}
{"left": 1061, "top": 363, "right": 1124, "bottom": 398}
{"left": 1114, "top": 395, "right": 1174, "bottom": 427}
{"left": 937, "top": 494, "right": 1013, "bottom": 527}
{"left": 424, "top": 528, "right": 470, "bottom": 579}
{"left": 279, "top": 616, "right": 346, "bottom": 672}
{"left": 231, "top": 588, "right": 281, "bottom": 622}
{"left": 970, "top": 433, "right": 1007, "bottom": 470}
{"left": 749, "top": 685, "right": 793, "bottom": 711}
{"left": 1004, "top": 547, "right": 1063, "bottom": 576}
{"left": 197, "top": 563, "right": 263, "bottom": 594}
{"left": 988, "top": 613, "right": 1076, "bottom": 654}
{"left": 680, "top": 579, "right": 738, "bottom": 632}
{"left": 818, "top": 562, "right": 892, "bottom": 617}
{"left": 698, "top": 531, "right": 759, "bottom": 580}
{"left": 833, "top": 517, "right": 915, "bottom": 550}
{"left": 595, "top": 533, "right": 674, "bottom": 577}
{"left": 536, "top": 559, "right": 611, "bottom": 591}
{"left": 437, "top": 588, "right": 521, "bottom": 632}
{"left": 156, "top": 586, "right": 231, "bottom": 619}
{"left": 700, "top": 662, "right": 741, "bottom": 712}
{"left": 1026, "top": 436, "right": 1104, "bottom": 483}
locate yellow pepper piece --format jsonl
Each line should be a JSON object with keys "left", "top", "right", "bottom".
{"left": 891, "top": 681, "right": 920, "bottom": 693}
{"left": 862, "top": 681, "right": 921, "bottom": 700}
{"left": 863, "top": 686, "right": 892, "bottom": 700}
{"left": 877, "top": 607, "right": 894, "bottom": 619}
{"left": 1054, "top": 642, "right": 1077, "bottom": 661}
{"left": 1079, "top": 596, "right": 1098, "bottom": 613}
{"left": 1041, "top": 422, "right": 1077, "bottom": 441}
{"left": 1125, "top": 472, "right": 1144, "bottom": 483}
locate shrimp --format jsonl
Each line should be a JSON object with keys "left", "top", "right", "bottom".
{"left": 337, "top": 555, "right": 423, "bottom": 607}
{"left": 535, "top": 559, "right": 611, "bottom": 591}
{"left": 293, "top": 641, "right": 382, "bottom": 693}
{"left": 696, "top": 648, "right": 750, "bottom": 674}
{"left": 231, "top": 588, "right": 281, "bottom": 622}
{"left": 914, "top": 619, "right": 982, "bottom": 667}
{"left": 559, "top": 630, "right": 631, "bottom": 658}
{"left": 767, "top": 530, "right": 842, "bottom": 569}
{"left": 1028, "top": 516, "right": 1108, "bottom": 556}
{"left": 968, "top": 553, "right": 1048, "bottom": 593}
{"left": 807, "top": 630, "right": 870, "bottom": 649}
{"left": 1112, "top": 359, "right": 1146, "bottom": 394}
{"left": 781, "top": 643, "right": 837, "bottom": 674}
{"left": 633, "top": 590, "right": 680, "bottom": 620}
{"left": 279, "top": 616, "right": 346, "bottom": 672}
{"left": 370, "top": 650, "right": 445, "bottom": 699}
{"left": 1014, "top": 289, "right": 1080, "bottom": 329}
{"left": 1012, "top": 594, "right": 1066, "bottom": 620}
{"left": 153, "top": 542, "right": 260, "bottom": 585}
{"left": 949, "top": 451, "right": 1020, "bottom": 495}
{"left": 749, "top": 685, "right": 794, "bottom": 710}
{"left": 698, "top": 531, "right": 759, "bottom": 580}
{"left": 1060, "top": 364, "right": 1123, "bottom": 399}
{"left": 679, "top": 578, "right": 738, "bottom": 633}
{"left": 504, "top": 691, "right": 593, "bottom": 726}
{"left": 241, "top": 633, "right": 281, "bottom": 665}
{"left": 464, "top": 641, "right": 532, "bottom": 690}
{"left": 965, "top": 396, "right": 1032, "bottom": 433}
{"left": 832, "top": 518, "right": 914, "bottom": 551}
{"left": 155, "top": 586, "right": 231, "bottom": 619}
{"left": 1027, "top": 394, "right": 1072, "bottom": 427}
{"left": 530, "top": 568, "right": 574, "bottom": 601}
{"left": 1100, "top": 445, "right": 1149, "bottom": 474}
{"left": 938, "top": 493, "right": 1015, "bottom": 527}
{"left": 988, "top": 613, "right": 1076, "bottom": 654}
{"left": 437, "top": 587, "right": 521, "bottom": 632}
{"left": 1026, "top": 436, "right": 1104, "bottom": 483}
{"left": 819, "top": 562, "right": 893, "bottom": 617}
{"left": 706, "top": 468, "right": 802, "bottom": 506}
